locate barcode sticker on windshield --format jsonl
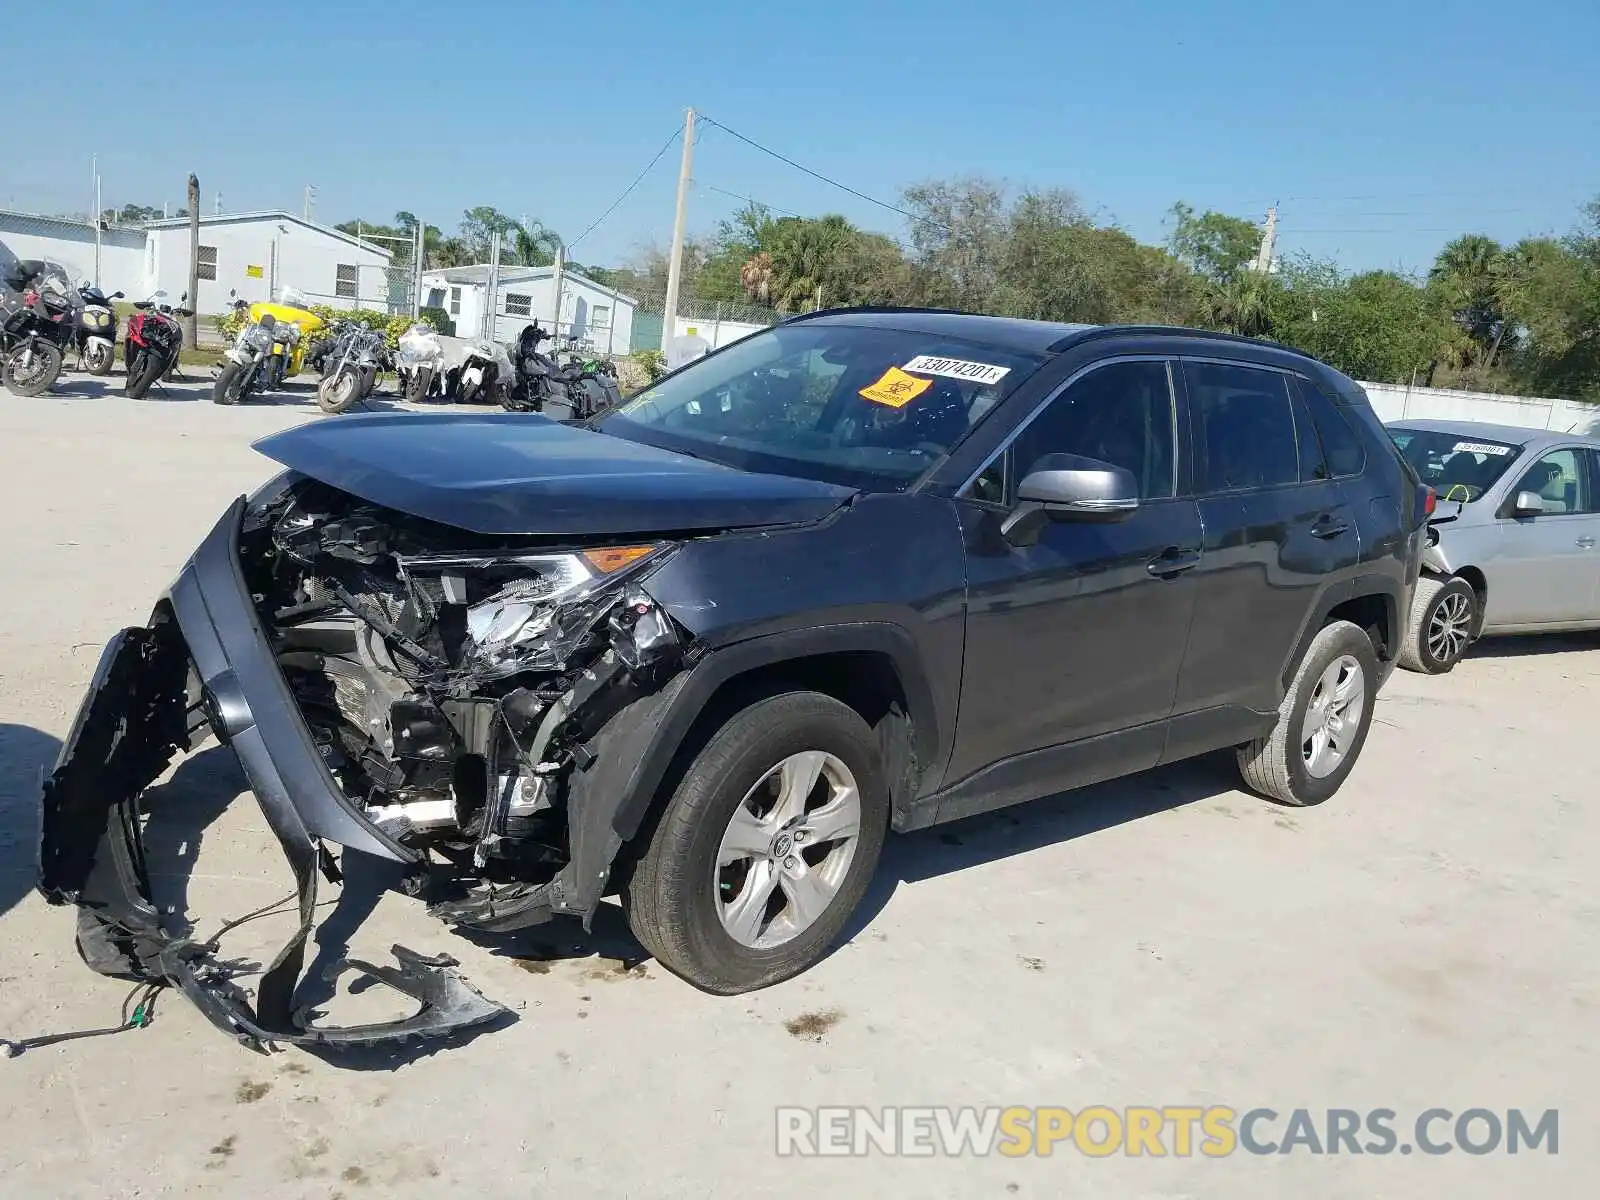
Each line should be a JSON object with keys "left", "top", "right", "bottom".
{"left": 1452, "top": 441, "right": 1513, "bottom": 456}
{"left": 902, "top": 355, "right": 1011, "bottom": 386}
{"left": 860, "top": 367, "right": 933, "bottom": 408}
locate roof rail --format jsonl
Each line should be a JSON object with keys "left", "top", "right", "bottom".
{"left": 778, "top": 305, "right": 976, "bottom": 324}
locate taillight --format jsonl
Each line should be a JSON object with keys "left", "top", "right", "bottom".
{"left": 1424, "top": 487, "right": 1438, "bottom": 516}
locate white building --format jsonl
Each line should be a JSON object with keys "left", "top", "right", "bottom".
{"left": 0, "top": 208, "right": 393, "bottom": 315}
{"left": 420, "top": 264, "right": 636, "bottom": 354}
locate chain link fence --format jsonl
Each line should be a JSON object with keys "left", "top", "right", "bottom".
{"left": 630, "top": 290, "right": 783, "bottom": 353}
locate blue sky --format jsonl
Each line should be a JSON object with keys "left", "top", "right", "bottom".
{"left": 8, "top": 0, "right": 1597, "bottom": 274}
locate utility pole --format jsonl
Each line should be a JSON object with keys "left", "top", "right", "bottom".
{"left": 660, "top": 106, "right": 696, "bottom": 352}
{"left": 550, "top": 243, "right": 566, "bottom": 340}
{"left": 304, "top": 185, "right": 317, "bottom": 222}
{"left": 215, "top": 191, "right": 222, "bottom": 216}
{"left": 185, "top": 174, "right": 201, "bottom": 347}
{"left": 91, "top": 156, "right": 102, "bottom": 287}
{"left": 1253, "top": 204, "right": 1279, "bottom": 274}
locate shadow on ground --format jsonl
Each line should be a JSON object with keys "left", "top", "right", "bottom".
{"left": 1467, "top": 631, "right": 1599, "bottom": 660}
{"left": 0, "top": 723, "right": 61, "bottom": 918}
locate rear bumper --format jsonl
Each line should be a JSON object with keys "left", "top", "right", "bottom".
{"left": 36, "top": 499, "right": 506, "bottom": 1052}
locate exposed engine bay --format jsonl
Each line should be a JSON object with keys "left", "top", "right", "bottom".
{"left": 245, "top": 476, "right": 687, "bottom": 930}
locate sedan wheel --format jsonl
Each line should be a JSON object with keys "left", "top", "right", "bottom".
{"left": 715, "top": 751, "right": 862, "bottom": 949}
{"left": 1300, "top": 654, "right": 1366, "bottom": 779}
{"left": 1399, "top": 575, "right": 1478, "bottom": 674}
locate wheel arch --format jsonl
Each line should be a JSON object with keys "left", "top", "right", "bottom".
{"left": 1282, "top": 576, "right": 1404, "bottom": 689}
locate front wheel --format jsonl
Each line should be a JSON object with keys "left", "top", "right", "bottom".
{"left": 212, "top": 360, "right": 249, "bottom": 405}
{"left": 83, "top": 340, "right": 116, "bottom": 376}
{"left": 404, "top": 366, "right": 432, "bottom": 403}
{"left": 125, "top": 350, "right": 165, "bottom": 399}
{"left": 1236, "top": 619, "right": 1379, "bottom": 807}
{"left": 626, "top": 691, "right": 889, "bottom": 994}
{"left": 3, "top": 341, "right": 64, "bottom": 396}
{"left": 317, "top": 370, "right": 360, "bottom": 414}
{"left": 1398, "top": 575, "right": 1477, "bottom": 674}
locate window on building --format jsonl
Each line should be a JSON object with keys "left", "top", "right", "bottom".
{"left": 197, "top": 245, "right": 218, "bottom": 282}
{"left": 425, "top": 287, "right": 446, "bottom": 309}
{"left": 505, "top": 292, "right": 532, "bottom": 317}
{"left": 1187, "top": 361, "right": 1299, "bottom": 493}
{"left": 335, "top": 264, "right": 359, "bottom": 300}
{"left": 450, "top": 287, "right": 462, "bottom": 317}
{"left": 591, "top": 304, "right": 611, "bottom": 329}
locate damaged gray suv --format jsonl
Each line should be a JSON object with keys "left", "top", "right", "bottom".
{"left": 39, "top": 309, "right": 1425, "bottom": 1051}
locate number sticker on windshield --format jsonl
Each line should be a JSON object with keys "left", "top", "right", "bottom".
{"left": 901, "top": 355, "right": 1012, "bottom": 386}
{"left": 860, "top": 367, "right": 933, "bottom": 409}
{"left": 1452, "top": 441, "right": 1512, "bottom": 456}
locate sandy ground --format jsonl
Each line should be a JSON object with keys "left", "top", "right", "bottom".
{"left": 1, "top": 379, "right": 1595, "bottom": 1198}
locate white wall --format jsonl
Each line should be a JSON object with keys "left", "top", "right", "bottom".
{"left": 673, "top": 313, "right": 767, "bottom": 350}
{"left": 149, "top": 218, "right": 392, "bottom": 315}
{"left": 422, "top": 271, "right": 637, "bottom": 353}
{"left": 1361, "top": 381, "right": 1600, "bottom": 436}
{"left": 0, "top": 213, "right": 147, "bottom": 297}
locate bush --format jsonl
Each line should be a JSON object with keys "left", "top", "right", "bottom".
{"left": 212, "top": 302, "right": 425, "bottom": 349}
{"left": 420, "top": 306, "right": 455, "bottom": 337}
{"left": 632, "top": 349, "right": 667, "bottom": 383}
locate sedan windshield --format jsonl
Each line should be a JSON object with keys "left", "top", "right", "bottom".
{"left": 598, "top": 323, "right": 1046, "bottom": 490}
{"left": 1388, "top": 427, "right": 1523, "bottom": 502}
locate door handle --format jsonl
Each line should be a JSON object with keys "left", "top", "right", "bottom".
{"left": 1311, "top": 516, "right": 1350, "bottom": 539}
{"left": 1579, "top": 536, "right": 1597, "bottom": 549}
{"left": 1147, "top": 548, "right": 1202, "bottom": 578}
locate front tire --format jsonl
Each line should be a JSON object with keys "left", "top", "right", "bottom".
{"left": 405, "top": 365, "right": 432, "bottom": 403}
{"left": 83, "top": 341, "right": 115, "bottom": 375}
{"left": 212, "top": 360, "right": 248, "bottom": 405}
{"left": 317, "top": 370, "right": 360, "bottom": 414}
{"left": 3, "top": 342, "right": 64, "bottom": 396}
{"left": 1237, "top": 619, "right": 1379, "bottom": 807}
{"left": 626, "top": 691, "right": 889, "bottom": 994}
{"left": 125, "top": 350, "right": 165, "bottom": 399}
{"left": 1398, "top": 575, "right": 1477, "bottom": 674}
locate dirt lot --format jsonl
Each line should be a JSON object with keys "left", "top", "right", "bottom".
{"left": 1, "top": 385, "right": 1595, "bottom": 1198}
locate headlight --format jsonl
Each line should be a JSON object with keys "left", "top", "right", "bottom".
{"left": 457, "top": 545, "right": 666, "bottom": 676}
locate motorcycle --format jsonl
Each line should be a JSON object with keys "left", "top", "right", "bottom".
{"left": 123, "top": 291, "right": 193, "bottom": 400}
{"left": 456, "top": 337, "right": 514, "bottom": 405}
{"left": 212, "top": 310, "right": 281, "bottom": 405}
{"left": 395, "top": 322, "right": 445, "bottom": 402}
{"left": 235, "top": 287, "right": 324, "bottom": 383}
{"left": 316, "top": 324, "right": 388, "bottom": 413}
{"left": 1, "top": 262, "right": 77, "bottom": 396}
{"left": 73, "top": 283, "right": 123, "bottom": 374}
{"left": 503, "top": 322, "right": 620, "bottom": 418}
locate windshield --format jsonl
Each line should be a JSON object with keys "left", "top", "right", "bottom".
{"left": 1388, "top": 427, "right": 1523, "bottom": 502}
{"left": 598, "top": 323, "right": 1046, "bottom": 490}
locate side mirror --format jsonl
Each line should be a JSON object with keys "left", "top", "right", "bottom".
{"left": 110, "top": 291, "right": 124, "bottom": 300}
{"left": 1512, "top": 490, "right": 1544, "bottom": 517}
{"left": 1001, "top": 453, "right": 1139, "bottom": 545}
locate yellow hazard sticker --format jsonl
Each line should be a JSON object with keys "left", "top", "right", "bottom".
{"left": 859, "top": 366, "right": 933, "bottom": 409}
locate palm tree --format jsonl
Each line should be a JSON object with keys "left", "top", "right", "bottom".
{"left": 740, "top": 252, "right": 773, "bottom": 303}
{"left": 1429, "top": 234, "right": 1507, "bottom": 366}
{"left": 508, "top": 220, "right": 561, "bottom": 268}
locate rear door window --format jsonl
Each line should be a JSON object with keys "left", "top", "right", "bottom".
{"left": 1186, "top": 361, "right": 1300, "bottom": 493}
{"left": 1296, "top": 379, "right": 1366, "bottom": 477}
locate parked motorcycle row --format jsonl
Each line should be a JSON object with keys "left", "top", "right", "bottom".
{"left": 3, "top": 261, "right": 623, "bottom": 419}
{"left": 1, "top": 259, "right": 194, "bottom": 398}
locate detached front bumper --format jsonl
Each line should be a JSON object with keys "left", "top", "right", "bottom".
{"left": 36, "top": 498, "right": 507, "bottom": 1052}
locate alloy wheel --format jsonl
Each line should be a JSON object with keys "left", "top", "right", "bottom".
{"left": 1427, "top": 591, "right": 1473, "bottom": 665}
{"left": 714, "top": 751, "right": 862, "bottom": 949}
{"left": 1301, "top": 654, "right": 1366, "bottom": 779}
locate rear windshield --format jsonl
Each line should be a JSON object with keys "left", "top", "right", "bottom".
{"left": 599, "top": 323, "right": 1046, "bottom": 491}
{"left": 1387, "top": 427, "right": 1523, "bottom": 502}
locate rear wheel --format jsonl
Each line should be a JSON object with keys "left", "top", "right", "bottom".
{"left": 626, "top": 691, "right": 889, "bottom": 994}
{"left": 1398, "top": 575, "right": 1477, "bottom": 674}
{"left": 1237, "top": 619, "right": 1379, "bottom": 807}
{"left": 212, "top": 360, "right": 249, "bottom": 405}
{"left": 317, "top": 370, "right": 360, "bottom": 414}
{"left": 3, "top": 341, "right": 64, "bottom": 396}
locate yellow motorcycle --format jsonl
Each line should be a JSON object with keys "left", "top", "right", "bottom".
{"left": 241, "top": 290, "right": 324, "bottom": 385}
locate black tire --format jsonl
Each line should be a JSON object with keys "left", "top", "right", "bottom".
{"left": 83, "top": 341, "right": 115, "bottom": 376}
{"left": 626, "top": 691, "right": 890, "bottom": 994}
{"left": 125, "top": 351, "right": 166, "bottom": 399}
{"left": 1398, "top": 575, "right": 1477, "bottom": 675}
{"left": 3, "top": 341, "right": 64, "bottom": 396}
{"left": 459, "top": 378, "right": 480, "bottom": 405}
{"left": 358, "top": 365, "right": 377, "bottom": 398}
{"left": 317, "top": 371, "right": 360, "bottom": 414}
{"left": 1236, "top": 619, "right": 1379, "bottom": 807}
{"left": 405, "top": 366, "right": 432, "bottom": 403}
{"left": 211, "top": 360, "right": 248, "bottom": 405}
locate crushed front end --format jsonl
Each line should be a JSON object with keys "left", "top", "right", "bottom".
{"left": 38, "top": 473, "right": 689, "bottom": 1051}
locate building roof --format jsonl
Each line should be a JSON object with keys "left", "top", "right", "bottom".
{"left": 420, "top": 264, "right": 636, "bottom": 306}
{"left": 139, "top": 210, "right": 392, "bottom": 258}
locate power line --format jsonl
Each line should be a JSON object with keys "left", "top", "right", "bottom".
{"left": 700, "top": 116, "right": 945, "bottom": 234}
{"left": 567, "top": 126, "right": 682, "bottom": 251}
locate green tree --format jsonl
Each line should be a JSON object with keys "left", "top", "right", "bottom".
{"left": 1428, "top": 234, "right": 1510, "bottom": 373}
{"left": 900, "top": 177, "right": 1008, "bottom": 310}
{"left": 1168, "top": 203, "right": 1262, "bottom": 285}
